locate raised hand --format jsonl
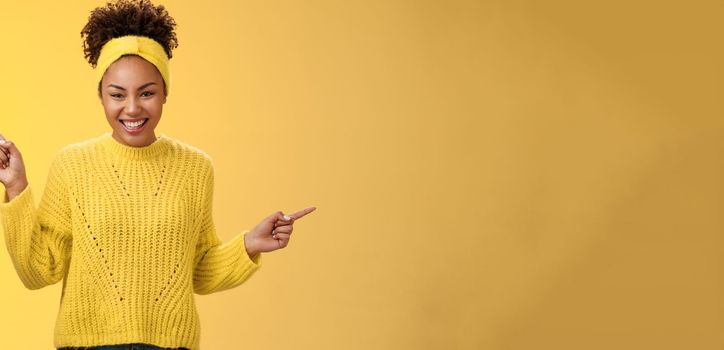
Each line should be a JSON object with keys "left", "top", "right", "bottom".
{"left": 244, "top": 206, "right": 317, "bottom": 257}
{"left": 0, "top": 134, "right": 28, "bottom": 202}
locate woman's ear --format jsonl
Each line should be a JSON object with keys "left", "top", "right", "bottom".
{"left": 97, "top": 81, "right": 103, "bottom": 103}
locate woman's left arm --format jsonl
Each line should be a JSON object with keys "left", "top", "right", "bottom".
{"left": 191, "top": 158, "right": 316, "bottom": 295}
{"left": 192, "top": 162, "right": 262, "bottom": 295}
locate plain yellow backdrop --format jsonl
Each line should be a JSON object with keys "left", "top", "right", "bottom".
{"left": 1, "top": 0, "right": 722, "bottom": 349}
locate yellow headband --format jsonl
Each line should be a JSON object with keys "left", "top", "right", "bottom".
{"left": 96, "top": 35, "right": 171, "bottom": 95}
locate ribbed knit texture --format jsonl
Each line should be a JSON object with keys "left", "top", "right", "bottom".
{"left": 0, "top": 132, "right": 262, "bottom": 350}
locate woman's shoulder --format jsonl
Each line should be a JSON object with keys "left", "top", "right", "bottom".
{"left": 38, "top": 134, "right": 108, "bottom": 177}
{"left": 162, "top": 135, "right": 214, "bottom": 169}
{"left": 51, "top": 133, "right": 108, "bottom": 162}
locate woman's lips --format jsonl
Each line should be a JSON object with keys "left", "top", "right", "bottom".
{"left": 119, "top": 118, "right": 148, "bottom": 135}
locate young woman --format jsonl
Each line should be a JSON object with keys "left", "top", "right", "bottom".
{"left": 0, "top": 1, "right": 315, "bottom": 349}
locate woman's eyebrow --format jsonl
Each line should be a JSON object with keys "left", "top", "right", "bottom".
{"left": 107, "top": 82, "right": 157, "bottom": 90}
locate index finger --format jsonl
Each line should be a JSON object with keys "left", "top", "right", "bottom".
{"left": 287, "top": 206, "right": 317, "bottom": 221}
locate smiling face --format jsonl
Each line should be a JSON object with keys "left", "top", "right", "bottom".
{"left": 100, "top": 54, "right": 167, "bottom": 147}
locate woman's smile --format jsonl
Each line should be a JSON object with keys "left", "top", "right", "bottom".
{"left": 119, "top": 118, "right": 150, "bottom": 135}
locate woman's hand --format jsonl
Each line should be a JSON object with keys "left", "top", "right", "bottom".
{"left": 244, "top": 206, "right": 317, "bottom": 257}
{"left": 0, "top": 134, "right": 28, "bottom": 202}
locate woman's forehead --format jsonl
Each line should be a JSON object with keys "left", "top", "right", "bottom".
{"left": 104, "top": 55, "right": 164, "bottom": 87}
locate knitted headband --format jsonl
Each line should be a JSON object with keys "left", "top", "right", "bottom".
{"left": 96, "top": 35, "right": 171, "bottom": 95}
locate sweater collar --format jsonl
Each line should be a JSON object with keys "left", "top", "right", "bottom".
{"left": 99, "top": 131, "right": 171, "bottom": 160}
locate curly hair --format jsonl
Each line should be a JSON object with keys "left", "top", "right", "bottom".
{"left": 80, "top": 0, "right": 178, "bottom": 68}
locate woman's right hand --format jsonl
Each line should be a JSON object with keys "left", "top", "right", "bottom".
{"left": 0, "top": 134, "right": 28, "bottom": 199}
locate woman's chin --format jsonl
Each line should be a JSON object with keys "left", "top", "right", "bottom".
{"left": 112, "top": 128, "right": 156, "bottom": 147}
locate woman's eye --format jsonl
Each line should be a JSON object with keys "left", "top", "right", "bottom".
{"left": 141, "top": 91, "right": 154, "bottom": 97}
{"left": 110, "top": 94, "right": 123, "bottom": 98}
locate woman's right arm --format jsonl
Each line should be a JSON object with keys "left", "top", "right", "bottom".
{"left": 0, "top": 137, "right": 28, "bottom": 203}
{"left": 0, "top": 137, "right": 73, "bottom": 290}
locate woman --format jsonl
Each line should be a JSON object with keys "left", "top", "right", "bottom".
{"left": 0, "top": 1, "right": 315, "bottom": 349}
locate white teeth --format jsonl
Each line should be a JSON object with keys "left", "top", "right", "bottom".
{"left": 122, "top": 119, "right": 146, "bottom": 129}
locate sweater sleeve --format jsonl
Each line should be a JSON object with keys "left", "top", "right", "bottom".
{"left": 193, "top": 160, "right": 262, "bottom": 295}
{"left": 0, "top": 153, "right": 73, "bottom": 290}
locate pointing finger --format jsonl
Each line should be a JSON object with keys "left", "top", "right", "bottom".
{"left": 287, "top": 206, "right": 316, "bottom": 220}
{"left": 273, "top": 206, "right": 316, "bottom": 227}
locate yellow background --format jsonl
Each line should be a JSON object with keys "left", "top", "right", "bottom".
{"left": 1, "top": 0, "right": 722, "bottom": 349}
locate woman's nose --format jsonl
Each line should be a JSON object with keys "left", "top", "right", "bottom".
{"left": 125, "top": 96, "right": 141, "bottom": 115}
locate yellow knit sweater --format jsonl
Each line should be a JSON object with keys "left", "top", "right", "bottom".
{"left": 0, "top": 132, "right": 262, "bottom": 350}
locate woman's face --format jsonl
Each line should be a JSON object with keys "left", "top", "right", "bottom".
{"left": 100, "top": 55, "right": 167, "bottom": 147}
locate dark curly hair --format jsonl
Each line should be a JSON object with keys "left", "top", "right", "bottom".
{"left": 80, "top": 0, "right": 178, "bottom": 68}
